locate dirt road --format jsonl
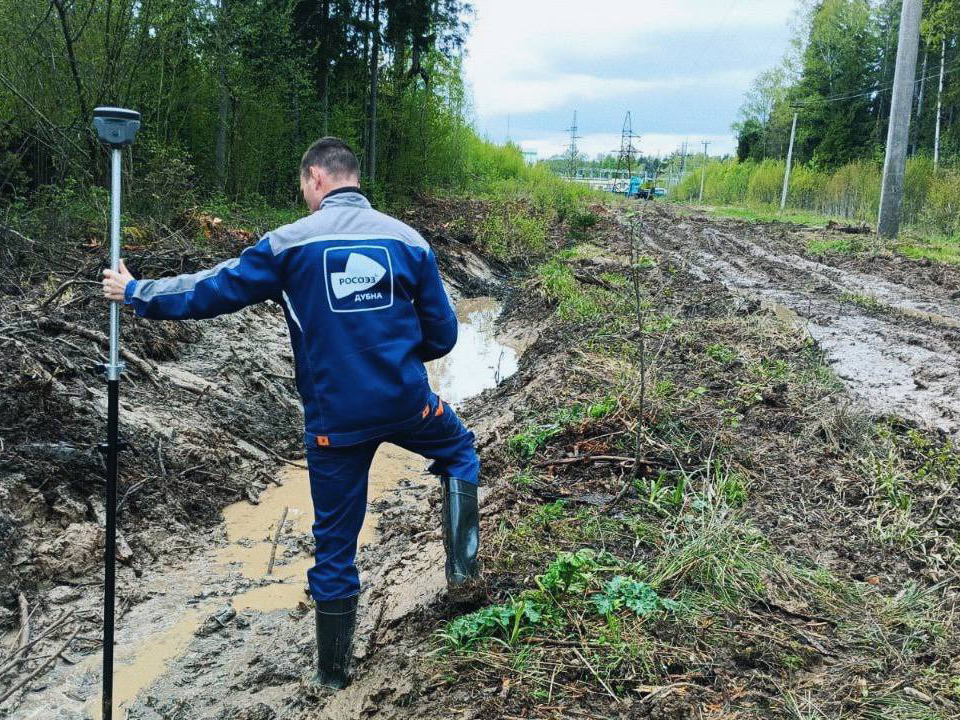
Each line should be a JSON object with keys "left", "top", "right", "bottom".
{"left": 639, "top": 204, "right": 960, "bottom": 437}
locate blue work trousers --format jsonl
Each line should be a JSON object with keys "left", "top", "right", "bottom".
{"left": 304, "top": 394, "right": 479, "bottom": 602}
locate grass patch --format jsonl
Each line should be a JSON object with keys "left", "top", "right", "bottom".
{"left": 508, "top": 396, "right": 618, "bottom": 460}
{"left": 535, "top": 256, "right": 613, "bottom": 323}
{"left": 808, "top": 234, "right": 871, "bottom": 255}
{"left": 694, "top": 202, "right": 960, "bottom": 265}
{"left": 839, "top": 291, "right": 887, "bottom": 312}
{"left": 707, "top": 204, "right": 840, "bottom": 227}
{"left": 895, "top": 233, "right": 960, "bottom": 265}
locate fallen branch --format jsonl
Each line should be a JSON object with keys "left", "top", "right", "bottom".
{"left": 16, "top": 594, "right": 29, "bottom": 652}
{"left": 0, "top": 222, "right": 38, "bottom": 247}
{"left": 266, "top": 506, "right": 289, "bottom": 576}
{"left": 0, "top": 611, "right": 74, "bottom": 678}
{"left": 0, "top": 626, "right": 80, "bottom": 705}
{"left": 39, "top": 279, "right": 100, "bottom": 309}
{"left": 533, "top": 454, "right": 640, "bottom": 468}
{"left": 244, "top": 436, "right": 307, "bottom": 470}
{"left": 35, "top": 317, "right": 159, "bottom": 385}
{"left": 637, "top": 681, "right": 700, "bottom": 703}
{"left": 573, "top": 271, "right": 615, "bottom": 291}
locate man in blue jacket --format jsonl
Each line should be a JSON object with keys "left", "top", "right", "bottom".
{"left": 102, "top": 138, "right": 480, "bottom": 689}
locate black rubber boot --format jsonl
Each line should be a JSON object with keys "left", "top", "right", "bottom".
{"left": 314, "top": 595, "right": 357, "bottom": 689}
{"left": 442, "top": 477, "right": 479, "bottom": 590}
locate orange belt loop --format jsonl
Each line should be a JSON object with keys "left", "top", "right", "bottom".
{"left": 316, "top": 435, "right": 330, "bottom": 447}
{"left": 435, "top": 398, "right": 444, "bottom": 416}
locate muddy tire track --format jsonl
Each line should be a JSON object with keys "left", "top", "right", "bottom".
{"left": 639, "top": 204, "right": 960, "bottom": 436}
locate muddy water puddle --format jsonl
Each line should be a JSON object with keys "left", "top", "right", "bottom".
{"left": 71, "top": 296, "right": 519, "bottom": 719}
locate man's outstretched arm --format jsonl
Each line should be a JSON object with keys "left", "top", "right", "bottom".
{"left": 102, "top": 236, "right": 282, "bottom": 320}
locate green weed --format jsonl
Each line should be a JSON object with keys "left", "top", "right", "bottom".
{"left": 508, "top": 401, "right": 614, "bottom": 460}
{"left": 479, "top": 204, "right": 548, "bottom": 262}
{"left": 591, "top": 576, "right": 679, "bottom": 617}
{"left": 586, "top": 396, "right": 617, "bottom": 419}
{"left": 706, "top": 343, "right": 737, "bottom": 364}
{"left": 439, "top": 598, "right": 544, "bottom": 649}
{"left": 840, "top": 291, "right": 886, "bottom": 312}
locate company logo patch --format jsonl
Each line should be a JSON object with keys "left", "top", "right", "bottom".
{"left": 323, "top": 245, "right": 394, "bottom": 312}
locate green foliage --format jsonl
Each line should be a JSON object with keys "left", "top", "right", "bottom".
{"left": 508, "top": 398, "right": 618, "bottom": 460}
{"left": 441, "top": 548, "right": 678, "bottom": 651}
{"left": 478, "top": 203, "right": 548, "bottom": 262}
{"left": 508, "top": 417, "right": 566, "bottom": 460}
{"left": 923, "top": 170, "right": 960, "bottom": 234}
{"left": 0, "top": 0, "right": 590, "bottom": 226}
{"left": 586, "top": 396, "right": 617, "bottom": 419}
{"left": 746, "top": 159, "right": 785, "bottom": 205}
{"left": 537, "top": 549, "right": 605, "bottom": 595}
{"left": 673, "top": 154, "right": 960, "bottom": 253}
{"left": 131, "top": 134, "right": 199, "bottom": 225}
{"left": 591, "top": 576, "right": 678, "bottom": 617}
{"left": 706, "top": 343, "right": 737, "bottom": 364}
{"left": 440, "top": 599, "right": 544, "bottom": 650}
{"left": 568, "top": 207, "right": 600, "bottom": 241}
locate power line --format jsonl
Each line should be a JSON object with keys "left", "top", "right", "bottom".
{"left": 688, "top": 0, "right": 742, "bottom": 74}
{"left": 792, "top": 57, "right": 960, "bottom": 107}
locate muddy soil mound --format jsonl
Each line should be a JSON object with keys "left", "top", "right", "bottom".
{"left": 0, "top": 216, "right": 302, "bottom": 613}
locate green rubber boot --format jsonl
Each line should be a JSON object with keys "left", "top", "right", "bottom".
{"left": 442, "top": 477, "right": 479, "bottom": 591}
{"left": 313, "top": 595, "right": 357, "bottom": 689}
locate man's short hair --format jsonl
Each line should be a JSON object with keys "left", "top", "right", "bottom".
{"left": 300, "top": 137, "right": 360, "bottom": 179}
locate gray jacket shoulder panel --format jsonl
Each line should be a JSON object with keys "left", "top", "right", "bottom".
{"left": 268, "top": 205, "right": 430, "bottom": 255}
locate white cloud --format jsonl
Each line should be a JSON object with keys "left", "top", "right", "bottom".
{"left": 519, "top": 132, "right": 737, "bottom": 160}
{"left": 476, "top": 69, "right": 755, "bottom": 118}
{"left": 464, "top": 0, "right": 794, "bottom": 122}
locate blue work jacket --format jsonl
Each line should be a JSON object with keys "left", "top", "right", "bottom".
{"left": 124, "top": 189, "right": 457, "bottom": 447}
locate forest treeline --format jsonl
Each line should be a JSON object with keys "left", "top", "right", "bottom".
{"left": 0, "top": 0, "right": 565, "bottom": 222}
{"left": 736, "top": 0, "right": 959, "bottom": 167}
{"left": 673, "top": 0, "right": 960, "bottom": 235}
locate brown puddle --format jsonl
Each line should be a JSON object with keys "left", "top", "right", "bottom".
{"left": 83, "top": 296, "right": 519, "bottom": 718}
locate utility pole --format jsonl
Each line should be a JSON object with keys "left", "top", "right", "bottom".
{"left": 780, "top": 111, "right": 798, "bottom": 211}
{"left": 878, "top": 0, "right": 923, "bottom": 239}
{"left": 934, "top": 37, "right": 946, "bottom": 169}
{"left": 698, "top": 140, "right": 709, "bottom": 204}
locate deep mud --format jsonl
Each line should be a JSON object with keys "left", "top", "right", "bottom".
{"left": 651, "top": 205, "right": 960, "bottom": 437}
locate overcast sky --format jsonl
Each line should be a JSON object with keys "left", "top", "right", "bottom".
{"left": 462, "top": 0, "right": 797, "bottom": 160}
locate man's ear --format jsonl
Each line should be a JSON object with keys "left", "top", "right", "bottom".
{"left": 309, "top": 164, "right": 324, "bottom": 188}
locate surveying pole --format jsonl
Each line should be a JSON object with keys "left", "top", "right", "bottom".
{"left": 698, "top": 141, "right": 709, "bottom": 204}
{"left": 878, "top": 0, "right": 923, "bottom": 238}
{"left": 92, "top": 106, "right": 141, "bottom": 720}
{"left": 780, "top": 111, "right": 798, "bottom": 212}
